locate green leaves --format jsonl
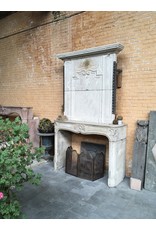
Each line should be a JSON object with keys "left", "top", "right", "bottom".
{"left": 0, "top": 198, "right": 21, "bottom": 219}
{"left": 0, "top": 116, "right": 45, "bottom": 218}
{"left": 38, "top": 118, "right": 54, "bottom": 133}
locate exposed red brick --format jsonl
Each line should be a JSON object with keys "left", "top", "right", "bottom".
{"left": 0, "top": 11, "right": 156, "bottom": 176}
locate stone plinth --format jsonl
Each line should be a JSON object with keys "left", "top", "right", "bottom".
{"left": 54, "top": 120, "right": 127, "bottom": 187}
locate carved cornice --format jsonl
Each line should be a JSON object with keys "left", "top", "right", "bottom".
{"left": 57, "top": 43, "right": 124, "bottom": 60}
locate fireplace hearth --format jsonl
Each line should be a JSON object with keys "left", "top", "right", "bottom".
{"left": 65, "top": 142, "right": 106, "bottom": 181}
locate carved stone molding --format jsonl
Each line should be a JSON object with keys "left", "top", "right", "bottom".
{"left": 55, "top": 120, "right": 127, "bottom": 142}
{"left": 54, "top": 120, "right": 127, "bottom": 187}
{"left": 73, "top": 58, "right": 103, "bottom": 79}
{"left": 135, "top": 120, "right": 149, "bottom": 143}
{"left": 73, "top": 124, "right": 85, "bottom": 133}
{"left": 57, "top": 43, "right": 124, "bottom": 60}
{"left": 0, "top": 105, "right": 33, "bottom": 123}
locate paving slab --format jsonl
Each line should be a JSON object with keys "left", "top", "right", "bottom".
{"left": 16, "top": 159, "right": 156, "bottom": 219}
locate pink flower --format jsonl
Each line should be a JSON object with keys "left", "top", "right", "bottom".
{"left": 0, "top": 192, "right": 4, "bottom": 200}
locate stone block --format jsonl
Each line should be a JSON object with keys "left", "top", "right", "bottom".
{"left": 131, "top": 141, "right": 147, "bottom": 181}
{"left": 130, "top": 120, "right": 148, "bottom": 191}
{"left": 130, "top": 178, "right": 142, "bottom": 191}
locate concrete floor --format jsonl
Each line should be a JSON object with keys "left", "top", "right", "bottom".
{"left": 17, "top": 158, "right": 156, "bottom": 219}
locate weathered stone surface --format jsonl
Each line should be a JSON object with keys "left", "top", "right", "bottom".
{"left": 57, "top": 43, "right": 124, "bottom": 60}
{"left": 63, "top": 54, "right": 116, "bottom": 124}
{"left": 152, "top": 144, "right": 156, "bottom": 162}
{"left": 55, "top": 45, "right": 126, "bottom": 187}
{"left": 144, "top": 111, "right": 156, "bottom": 192}
{"left": 58, "top": 44, "right": 124, "bottom": 125}
{"left": 131, "top": 141, "right": 147, "bottom": 181}
{"left": 130, "top": 120, "right": 148, "bottom": 190}
{"left": 135, "top": 120, "right": 149, "bottom": 143}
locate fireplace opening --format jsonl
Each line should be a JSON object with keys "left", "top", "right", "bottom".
{"left": 65, "top": 142, "right": 106, "bottom": 181}
{"left": 1, "top": 112, "right": 21, "bottom": 121}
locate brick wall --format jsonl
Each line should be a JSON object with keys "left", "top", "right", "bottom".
{"left": 0, "top": 11, "right": 156, "bottom": 175}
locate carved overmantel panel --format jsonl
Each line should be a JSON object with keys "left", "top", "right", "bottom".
{"left": 57, "top": 43, "right": 124, "bottom": 124}
{"left": 64, "top": 55, "right": 116, "bottom": 124}
{"left": 65, "top": 57, "right": 103, "bottom": 92}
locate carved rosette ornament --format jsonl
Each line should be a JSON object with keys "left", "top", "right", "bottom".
{"left": 95, "top": 127, "right": 121, "bottom": 141}
{"left": 108, "top": 128, "right": 119, "bottom": 139}
{"left": 73, "top": 124, "right": 85, "bottom": 133}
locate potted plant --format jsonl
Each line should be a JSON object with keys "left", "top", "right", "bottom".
{"left": 117, "top": 115, "right": 123, "bottom": 125}
{"left": 37, "top": 118, "right": 54, "bottom": 159}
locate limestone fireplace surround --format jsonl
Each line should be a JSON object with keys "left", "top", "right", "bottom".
{"left": 54, "top": 120, "right": 127, "bottom": 187}
{"left": 54, "top": 43, "right": 127, "bottom": 187}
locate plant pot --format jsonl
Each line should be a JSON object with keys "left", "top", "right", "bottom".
{"left": 118, "top": 120, "right": 123, "bottom": 125}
